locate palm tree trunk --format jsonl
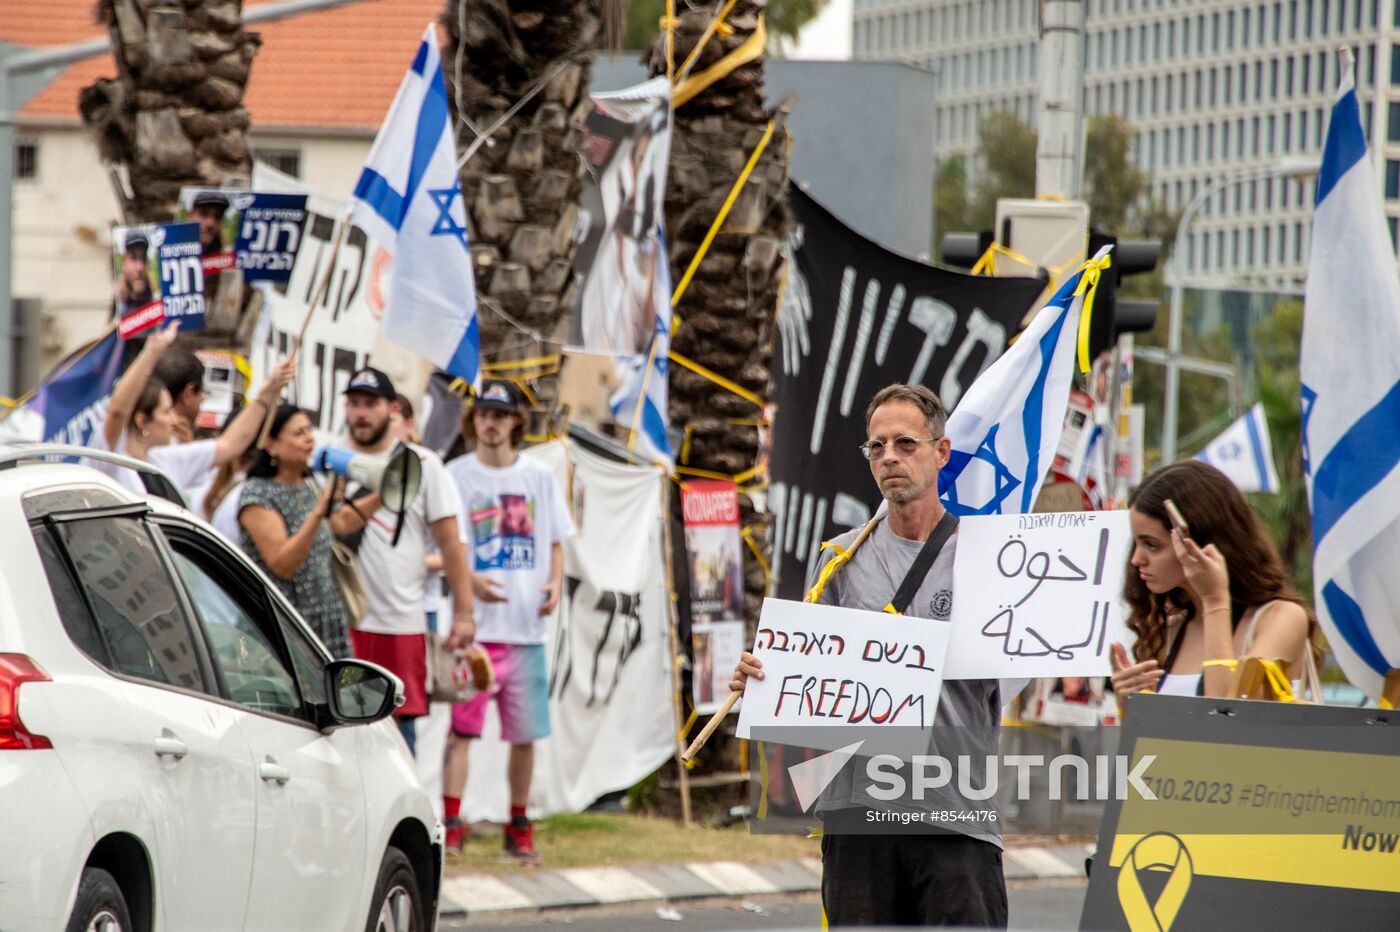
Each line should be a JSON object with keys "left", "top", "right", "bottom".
{"left": 646, "top": 4, "right": 793, "bottom": 773}
{"left": 80, "top": 0, "right": 259, "bottom": 221}
{"left": 79, "top": 0, "right": 261, "bottom": 348}
{"left": 440, "top": 0, "right": 607, "bottom": 415}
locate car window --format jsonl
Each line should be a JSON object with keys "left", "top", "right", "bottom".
{"left": 168, "top": 550, "right": 303, "bottom": 720}
{"left": 277, "top": 608, "right": 330, "bottom": 710}
{"left": 31, "top": 525, "right": 109, "bottom": 664}
{"left": 52, "top": 516, "right": 206, "bottom": 692}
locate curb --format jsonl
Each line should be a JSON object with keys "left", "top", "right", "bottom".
{"left": 439, "top": 845, "right": 1093, "bottom": 916}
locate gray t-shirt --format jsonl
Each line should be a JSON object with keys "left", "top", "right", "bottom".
{"left": 807, "top": 519, "right": 1003, "bottom": 846}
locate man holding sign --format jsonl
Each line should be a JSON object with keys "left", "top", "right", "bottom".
{"left": 731, "top": 385, "right": 1006, "bottom": 928}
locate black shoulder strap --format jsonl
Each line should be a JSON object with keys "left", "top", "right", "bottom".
{"left": 887, "top": 510, "right": 959, "bottom": 615}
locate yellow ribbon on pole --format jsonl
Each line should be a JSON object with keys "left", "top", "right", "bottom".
{"left": 671, "top": 15, "right": 767, "bottom": 109}
{"left": 1073, "top": 250, "right": 1114, "bottom": 374}
{"left": 1115, "top": 833, "right": 1194, "bottom": 932}
{"left": 667, "top": 350, "right": 765, "bottom": 408}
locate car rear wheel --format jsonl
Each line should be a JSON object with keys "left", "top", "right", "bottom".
{"left": 65, "top": 868, "right": 132, "bottom": 932}
{"left": 367, "top": 847, "right": 424, "bottom": 932}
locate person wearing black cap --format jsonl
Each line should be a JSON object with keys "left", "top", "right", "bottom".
{"left": 441, "top": 379, "right": 574, "bottom": 863}
{"left": 339, "top": 366, "right": 476, "bottom": 756}
{"left": 190, "top": 190, "right": 230, "bottom": 256}
{"left": 117, "top": 229, "right": 155, "bottom": 314}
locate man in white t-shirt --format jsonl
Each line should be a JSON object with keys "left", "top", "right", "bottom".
{"left": 340, "top": 367, "right": 475, "bottom": 757}
{"left": 442, "top": 380, "right": 574, "bottom": 863}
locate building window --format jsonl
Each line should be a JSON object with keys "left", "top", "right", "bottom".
{"left": 253, "top": 148, "right": 302, "bottom": 178}
{"left": 15, "top": 138, "right": 37, "bottom": 181}
{"left": 1390, "top": 217, "right": 1399, "bottom": 252}
{"left": 1367, "top": 43, "right": 1377, "bottom": 86}
{"left": 1386, "top": 160, "right": 1400, "bottom": 200}
{"left": 1263, "top": 225, "right": 1272, "bottom": 262}
{"left": 1283, "top": 112, "right": 1293, "bottom": 153}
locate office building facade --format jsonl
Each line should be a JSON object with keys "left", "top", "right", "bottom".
{"left": 853, "top": 0, "right": 1400, "bottom": 282}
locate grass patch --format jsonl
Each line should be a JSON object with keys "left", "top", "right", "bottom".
{"left": 446, "top": 812, "right": 818, "bottom": 875}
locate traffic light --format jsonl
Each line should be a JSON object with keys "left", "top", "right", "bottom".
{"left": 1083, "top": 231, "right": 1162, "bottom": 360}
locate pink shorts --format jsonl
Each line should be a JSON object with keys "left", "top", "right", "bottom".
{"left": 451, "top": 642, "right": 551, "bottom": 744}
{"left": 351, "top": 630, "right": 428, "bottom": 718}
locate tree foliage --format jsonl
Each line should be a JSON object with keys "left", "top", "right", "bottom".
{"left": 968, "top": 112, "right": 1037, "bottom": 229}
{"left": 624, "top": 0, "right": 827, "bottom": 51}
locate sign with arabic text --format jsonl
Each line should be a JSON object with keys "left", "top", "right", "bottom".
{"left": 947, "top": 510, "right": 1132, "bottom": 679}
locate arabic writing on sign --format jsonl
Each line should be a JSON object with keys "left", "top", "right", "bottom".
{"left": 982, "top": 529, "right": 1112, "bottom": 660}
{"left": 947, "top": 511, "right": 1132, "bottom": 679}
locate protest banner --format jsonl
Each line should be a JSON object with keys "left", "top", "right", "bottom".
{"left": 768, "top": 187, "right": 1046, "bottom": 599}
{"left": 736, "top": 597, "right": 952, "bottom": 754}
{"left": 112, "top": 224, "right": 163, "bottom": 339}
{"left": 248, "top": 163, "right": 390, "bottom": 435}
{"left": 177, "top": 187, "right": 241, "bottom": 275}
{"left": 231, "top": 192, "right": 308, "bottom": 283}
{"left": 1081, "top": 695, "right": 1400, "bottom": 930}
{"left": 569, "top": 77, "right": 673, "bottom": 358}
{"left": 681, "top": 479, "right": 746, "bottom": 712}
{"left": 948, "top": 510, "right": 1132, "bottom": 679}
{"left": 154, "top": 222, "right": 206, "bottom": 332}
{"left": 416, "top": 439, "right": 676, "bottom": 821}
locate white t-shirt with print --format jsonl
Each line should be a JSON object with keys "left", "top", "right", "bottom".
{"left": 446, "top": 452, "right": 575, "bottom": 645}
{"left": 352, "top": 443, "right": 463, "bottom": 635}
{"left": 84, "top": 431, "right": 217, "bottom": 503}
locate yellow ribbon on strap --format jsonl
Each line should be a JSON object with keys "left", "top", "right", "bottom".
{"left": 805, "top": 541, "right": 854, "bottom": 605}
{"left": 1073, "top": 250, "right": 1114, "bottom": 374}
{"left": 1202, "top": 657, "right": 1298, "bottom": 702}
{"left": 1116, "top": 832, "right": 1194, "bottom": 932}
{"left": 1380, "top": 669, "right": 1400, "bottom": 710}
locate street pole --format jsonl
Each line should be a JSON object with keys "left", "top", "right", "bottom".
{"left": 1160, "top": 159, "right": 1318, "bottom": 463}
{"left": 1035, "top": 0, "right": 1086, "bottom": 199}
{"left": 0, "top": 0, "right": 367, "bottom": 396}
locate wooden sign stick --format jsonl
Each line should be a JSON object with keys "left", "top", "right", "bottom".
{"left": 256, "top": 213, "right": 350, "bottom": 448}
{"left": 680, "top": 514, "right": 882, "bottom": 763}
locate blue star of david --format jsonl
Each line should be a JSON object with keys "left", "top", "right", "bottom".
{"left": 1300, "top": 383, "right": 1317, "bottom": 477}
{"left": 427, "top": 182, "right": 470, "bottom": 251}
{"left": 1219, "top": 440, "right": 1245, "bottom": 461}
{"left": 938, "top": 423, "right": 1021, "bottom": 516}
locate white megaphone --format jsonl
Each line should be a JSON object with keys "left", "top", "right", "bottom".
{"left": 311, "top": 442, "right": 422, "bottom": 511}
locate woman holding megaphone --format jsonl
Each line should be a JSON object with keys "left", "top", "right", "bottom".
{"left": 238, "top": 403, "right": 381, "bottom": 657}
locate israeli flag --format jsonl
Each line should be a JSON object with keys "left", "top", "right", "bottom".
{"left": 609, "top": 228, "right": 674, "bottom": 469}
{"left": 350, "top": 25, "right": 480, "bottom": 389}
{"left": 939, "top": 247, "right": 1114, "bottom": 517}
{"left": 1301, "top": 57, "right": 1400, "bottom": 701}
{"left": 1195, "top": 403, "right": 1280, "bottom": 494}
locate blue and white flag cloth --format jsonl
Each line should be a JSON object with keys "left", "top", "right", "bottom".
{"left": 350, "top": 24, "right": 480, "bottom": 390}
{"left": 939, "top": 246, "right": 1114, "bottom": 516}
{"left": 1195, "top": 402, "right": 1280, "bottom": 494}
{"left": 0, "top": 329, "right": 125, "bottom": 448}
{"left": 1301, "top": 57, "right": 1400, "bottom": 701}
{"left": 609, "top": 228, "right": 675, "bottom": 469}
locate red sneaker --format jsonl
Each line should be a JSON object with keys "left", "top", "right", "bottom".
{"left": 503, "top": 816, "right": 539, "bottom": 865}
{"left": 444, "top": 818, "right": 467, "bottom": 855}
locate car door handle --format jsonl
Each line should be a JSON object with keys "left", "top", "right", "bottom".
{"left": 259, "top": 759, "right": 291, "bottom": 785}
{"left": 153, "top": 735, "right": 188, "bottom": 760}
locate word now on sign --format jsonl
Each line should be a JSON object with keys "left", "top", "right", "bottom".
{"left": 737, "top": 598, "right": 952, "bottom": 754}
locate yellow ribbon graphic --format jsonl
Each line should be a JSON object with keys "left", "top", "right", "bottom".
{"left": 1116, "top": 832, "right": 1194, "bottom": 932}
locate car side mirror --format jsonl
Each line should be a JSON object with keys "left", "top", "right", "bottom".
{"left": 323, "top": 659, "right": 404, "bottom": 728}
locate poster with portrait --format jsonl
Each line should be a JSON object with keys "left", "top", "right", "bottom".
{"left": 112, "top": 224, "right": 162, "bottom": 338}
{"left": 177, "top": 186, "right": 242, "bottom": 275}
{"left": 569, "top": 77, "right": 672, "bottom": 357}
{"left": 681, "top": 480, "right": 746, "bottom": 713}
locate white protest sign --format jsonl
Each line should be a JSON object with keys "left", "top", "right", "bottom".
{"left": 736, "top": 597, "right": 952, "bottom": 754}
{"left": 948, "top": 510, "right": 1133, "bottom": 679}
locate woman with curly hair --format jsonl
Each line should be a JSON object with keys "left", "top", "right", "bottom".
{"left": 1110, "top": 460, "right": 1317, "bottom": 707}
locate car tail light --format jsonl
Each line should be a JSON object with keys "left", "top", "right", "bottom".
{"left": 0, "top": 653, "right": 53, "bottom": 750}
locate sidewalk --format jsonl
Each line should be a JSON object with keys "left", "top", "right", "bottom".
{"left": 439, "top": 844, "right": 1093, "bottom": 916}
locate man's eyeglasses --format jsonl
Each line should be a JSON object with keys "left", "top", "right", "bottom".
{"left": 859, "top": 436, "right": 939, "bottom": 460}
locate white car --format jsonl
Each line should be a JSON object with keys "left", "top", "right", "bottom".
{"left": 0, "top": 445, "right": 442, "bottom": 931}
